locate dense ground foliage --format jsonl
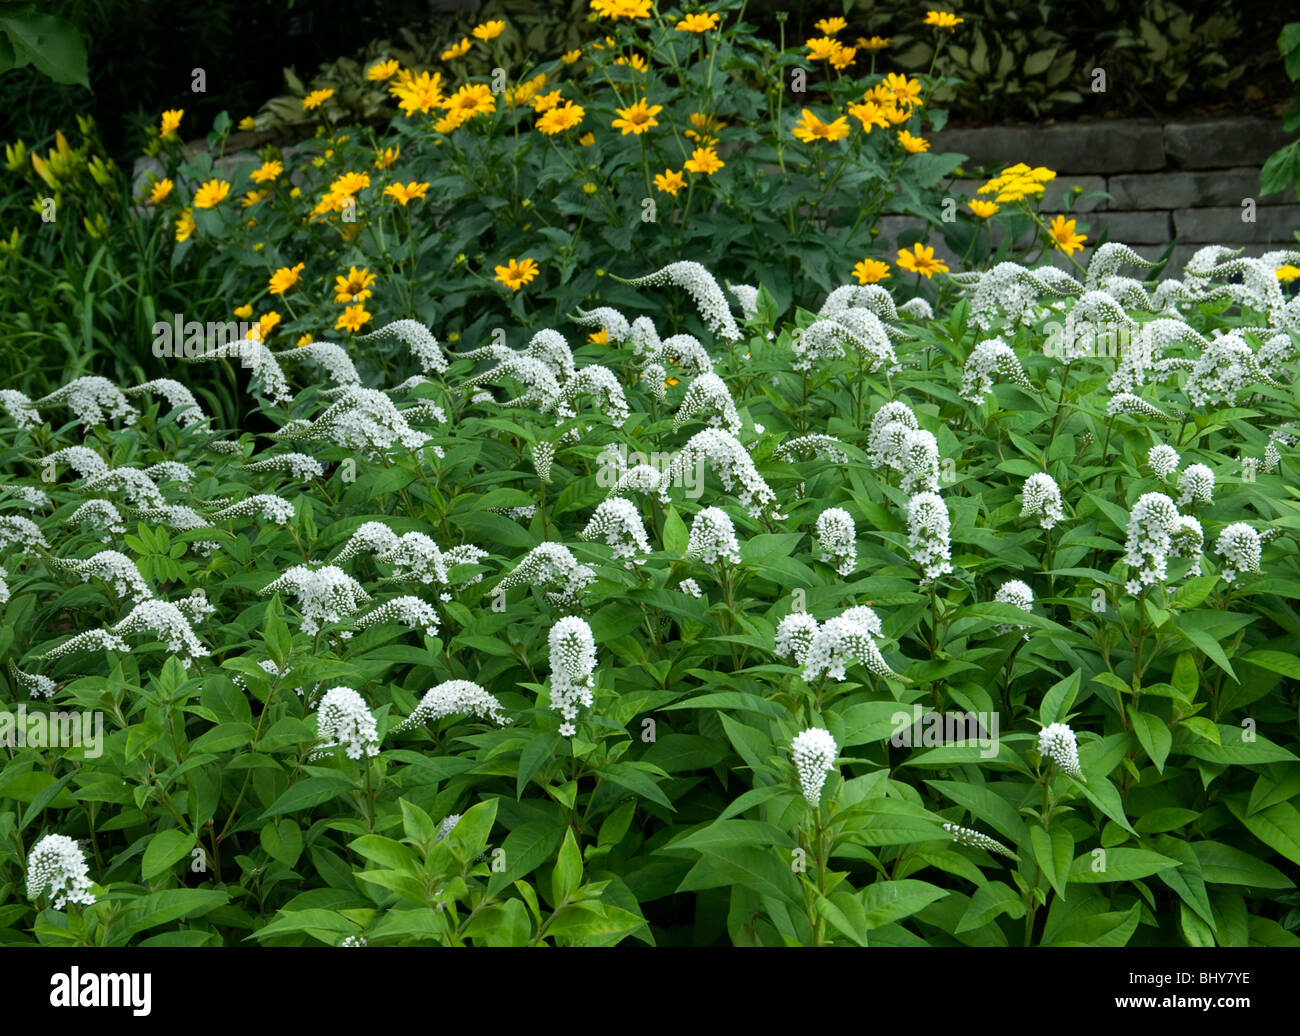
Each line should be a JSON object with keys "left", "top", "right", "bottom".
{"left": 2, "top": 240, "right": 1300, "bottom": 946}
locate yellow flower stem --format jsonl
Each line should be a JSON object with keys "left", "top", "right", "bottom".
{"left": 1025, "top": 207, "right": 1088, "bottom": 276}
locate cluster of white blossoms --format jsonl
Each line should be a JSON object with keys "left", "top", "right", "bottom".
{"left": 1021, "top": 473, "right": 1063, "bottom": 530}
{"left": 40, "top": 599, "right": 208, "bottom": 667}
{"left": 358, "top": 319, "right": 449, "bottom": 374}
{"left": 26, "top": 834, "right": 96, "bottom": 909}
{"left": 261, "top": 565, "right": 371, "bottom": 634}
{"left": 623, "top": 261, "right": 743, "bottom": 341}
{"left": 532, "top": 441, "right": 554, "bottom": 482}
{"left": 580, "top": 497, "right": 652, "bottom": 566}
{"left": 10, "top": 662, "right": 56, "bottom": 699}
{"left": 395, "top": 680, "right": 511, "bottom": 730}
{"left": 0, "top": 388, "right": 41, "bottom": 428}
{"left": 791, "top": 727, "right": 838, "bottom": 806}
{"left": 661, "top": 428, "right": 777, "bottom": 518}
{"left": 1147, "top": 443, "right": 1180, "bottom": 480}
{"left": 1122, "top": 492, "right": 1181, "bottom": 593}
{"left": 1215, "top": 523, "right": 1262, "bottom": 583}
{"left": 51, "top": 550, "right": 153, "bottom": 603}
{"left": 686, "top": 506, "right": 741, "bottom": 565}
{"left": 1184, "top": 333, "right": 1271, "bottom": 408}
{"left": 210, "top": 494, "right": 296, "bottom": 525}
{"left": 1037, "top": 722, "right": 1084, "bottom": 780}
{"left": 548, "top": 616, "right": 597, "bottom": 737}
{"left": 32, "top": 376, "right": 138, "bottom": 429}
{"left": 314, "top": 687, "right": 380, "bottom": 759}
{"left": 773, "top": 434, "right": 849, "bottom": 464}
{"left": 994, "top": 579, "right": 1034, "bottom": 635}
{"left": 678, "top": 577, "right": 703, "bottom": 598}
{"left": 278, "top": 342, "right": 362, "bottom": 388}
{"left": 959, "top": 338, "right": 1033, "bottom": 404}
{"left": 814, "top": 507, "right": 856, "bottom": 576}
{"left": 355, "top": 595, "right": 440, "bottom": 638}
{"left": 1177, "top": 463, "right": 1215, "bottom": 507}
{"left": 124, "top": 378, "right": 209, "bottom": 428}
{"left": 1108, "top": 392, "right": 1169, "bottom": 421}
{"left": 1169, "top": 515, "right": 1204, "bottom": 577}
{"left": 83, "top": 466, "right": 165, "bottom": 508}
{"left": 673, "top": 372, "right": 742, "bottom": 435}
{"left": 241, "top": 452, "right": 325, "bottom": 480}
{"left": 775, "top": 608, "right": 895, "bottom": 683}
{"left": 0, "top": 514, "right": 49, "bottom": 555}
{"left": 942, "top": 823, "right": 1019, "bottom": 860}
{"left": 906, "top": 492, "right": 953, "bottom": 584}
{"left": 867, "top": 400, "right": 918, "bottom": 470}
{"left": 899, "top": 428, "right": 941, "bottom": 494}
{"left": 499, "top": 542, "right": 595, "bottom": 606}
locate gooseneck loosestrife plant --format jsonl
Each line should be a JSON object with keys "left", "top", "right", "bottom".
{"left": 2, "top": 3, "right": 1300, "bottom": 950}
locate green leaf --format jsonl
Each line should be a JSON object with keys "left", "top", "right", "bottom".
{"left": 594, "top": 762, "right": 674, "bottom": 810}
{"left": 858, "top": 879, "right": 948, "bottom": 929}
{"left": 259, "top": 819, "right": 303, "bottom": 868}
{"left": 0, "top": 11, "right": 90, "bottom": 88}
{"left": 1229, "top": 800, "right": 1300, "bottom": 867}
{"left": 552, "top": 827, "right": 583, "bottom": 904}
{"left": 1030, "top": 825, "right": 1074, "bottom": 900}
{"left": 1127, "top": 708, "right": 1172, "bottom": 772}
{"left": 261, "top": 776, "right": 354, "bottom": 818}
{"left": 142, "top": 829, "right": 197, "bottom": 881}
{"left": 1068, "top": 848, "right": 1181, "bottom": 883}
{"left": 662, "top": 505, "right": 688, "bottom": 554}
{"left": 444, "top": 797, "right": 498, "bottom": 865}
{"left": 1039, "top": 669, "right": 1081, "bottom": 727}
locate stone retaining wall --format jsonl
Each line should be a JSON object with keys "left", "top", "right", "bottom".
{"left": 884, "top": 116, "right": 1300, "bottom": 276}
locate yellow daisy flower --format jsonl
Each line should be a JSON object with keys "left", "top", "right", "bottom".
{"left": 335, "top": 304, "right": 371, "bottom": 333}
{"left": 537, "top": 102, "right": 586, "bottom": 135}
{"left": 472, "top": 19, "right": 506, "bottom": 41}
{"left": 852, "top": 258, "right": 891, "bottom": 284}
{"left": 268, "top": 262, "right": 305, "bottom": 296}
{"left": 676, "top": 12, "right": 719, "bottom": 32}
{"left": 612, "top": 98, "right": 662, "bottom": 135}
{"left": 968, "top": 199, "right": 1000, "bottom": 219}
{"left": 391, "top": 71, "right": 445, "bottom": 116}
{"left": 815, "top": 17, "right": 847, "bottom": 35}
{"left": 442, "top": 38, "right": 472, "bottom": 60}
{"left": 683, "top": 146, "right": 724, "bottom": 174}
{"left": 148, "top": 178, "right": 173, "bottom": 204}
{"left": 249, "top": 160, "right": 283, "bottom": 184}
{"left": 384, "top": 181, "right": 430, "bottom": 205}
{"left": 159, "top": 109, "right": 183, "bottom": 137}
{"left": 1048, "top": 214, "right": 1087, "bottom": 255}
{"left": 924, "top": 11, "right": 964, "bottom": 30}
{"left": 896, "top": 242, "right": 949, "bottom": 277}
{"left": 333, "top": 266, "right": 376, "bottom": 304}
{"left": 302, "top": 88, "right": 335, "bottom": 111}
{"left": 898, "top": 130, "right": 929, "bottom": 153}
{"left": 193, "top": 179, "right": 231, "bottom": 208}
{"left": 494, "top": 257, "right": 540, "bottom": 291}
{"left": 367, "top": 59, "right": 400, "bottom": 81}
{"left": 793, "top": 109, "right": 850, "bottom": 143}
{"left": 654, "top": 168, "right": 686, "bottom": 195}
